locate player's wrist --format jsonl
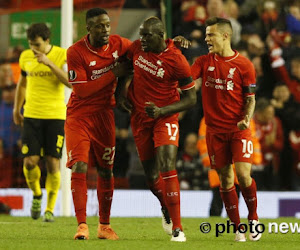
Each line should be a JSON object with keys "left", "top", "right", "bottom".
{"left": 160, "top": 107, "right": 166, "bottom": 116}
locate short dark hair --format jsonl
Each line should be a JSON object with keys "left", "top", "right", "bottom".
{"left": 205, "top": 17, "right": 232, "bottom": 31}
{"left": 27, "top": 23, "right": 51, "bottom": 41}
{"left": 143, "top": 16, "right": 164, "bottom": 34}
{"left": 86, "top": 8, "right": 108, "bottom": 22}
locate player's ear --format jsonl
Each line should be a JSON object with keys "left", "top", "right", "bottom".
{"left": 223, "top": 32, "right": 228, "bottom": 40}
{"left": 86, "top": 25, "right": 90, "bottom": 32}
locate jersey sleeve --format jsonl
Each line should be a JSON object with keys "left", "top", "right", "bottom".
{"left": 120, "top": 37, "right": 132, "bottom": 56}
{"left": 60, "top": 48, "right": 67, "bottom": 72}
{"left": 67, "top": 46, "right": 88, "bottom": 84}
{"left": 173, "top": 53, "right": 195, "bottom": 90}
{"left": 126, "top": 40, "right": 139, "bottom": 60}
{"left": 19, "top": 52, "right": 25, "bottom": 72}
{"left": 191, "top": 55, "right": 205, "bottom": 80}
{"left": 241, "top": 60, "right": 256, "bottom": 96}
{"left": 67, "top": 45, "right": 116, "bottom": 98}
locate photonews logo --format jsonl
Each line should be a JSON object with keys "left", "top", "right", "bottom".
{"left": 200, "top": 220, "right": 265, "bottom": 237}
{"left": 199, "top": 220, "right": 300, "bottom": 237}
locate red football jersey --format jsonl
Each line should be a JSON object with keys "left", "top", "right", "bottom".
{"left": 67, "top": 34, "right": 132, "bottom": 117}
{"left": 127, "top": 39, "right": 194, "bottom": 113}
{"left": 191, "top": 51, "right": 256, "bottom": 133}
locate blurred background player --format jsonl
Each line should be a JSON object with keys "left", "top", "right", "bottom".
{"left": 191, "top": 17, "right": 260, "bottom": 242}
{"left": 253, "top": 97, "right": 283, "bottom": 190}
{"left": 118, "top": 17, "right": 196, "bottom": 242}
{"left": 66, "top": 8, "right": 132, "bottom": 240}
{"left": 13, "top": 23, "right": 70, "bottom": 222}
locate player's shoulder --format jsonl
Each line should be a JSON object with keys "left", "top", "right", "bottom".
{"left": 236, "top": 52, "right": 252, "bottom": 65}
{"left": 20, "top": 49, "right": 34, "bottom": 59}
{"left": 193, "top": 53, "right": 210, "bottom": 64}
{"left": 108, "top": 34, "right": 132, "bottom": 52}
{"left": 19, "top": 49, "right": 34, "bottom": 65}
{"left": 68, "top": 37, "right": 85, "bottom": 53}
{"left": 51, "top": 45, "right": 66, "bottom": 53}
{"left": 127, "top": 39, "right": 141, "bottom": 53}
{"left": 164, "top": 39, "right": 185, "bottom": 58}
{"left": 109, "top": 34, "right": 130, "bottom": 45}
{"left": 131, "top": 39, "right": 141, "bottom": 48}
{"left": 51, "top": 45, "right": 66, "bottom": 57}
{"left": 109, "top": 34, "right": 123, "bottom": 42}
{"left": 235, "top": 52, "right": 255, "bottom": 71}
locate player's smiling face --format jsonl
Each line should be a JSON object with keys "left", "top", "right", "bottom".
{"left": 28, "top": 36, "right": 49, "bottom": 54}
{"left": 139, "top": 24, "right": 162, "bottom": 53}
{"left": 87, "top": 14, "right": 111, "bottom": 47}
{"left": 205, "top": 24, "right": 224, "bottom": 54}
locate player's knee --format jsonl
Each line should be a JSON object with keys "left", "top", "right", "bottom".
{"left": 97, "top": 167, "right": 113, "bottom": 178}
{"left": 237, "top": 173, "right": 251, "bottom": 188}
{"left": 145, "top": 172, "right": 160, "bottom": 183}
{"left": 24, "top": 156, "right": 40, "bottom": 169}
{"left": 72, "top": 161, "right": 88, "bottom": 173}
{"left": 45, "top": 156, "right": 60, "bottom": 174}
{"left": 158, "top": 157, "right": 176, "bottom": 172}
{"left": 219, "top": 174, "right": 234, "bottom": 188}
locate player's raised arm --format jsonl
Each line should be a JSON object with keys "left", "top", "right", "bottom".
{"left": 32, "top": 48, "right": 70, "bottom": 88}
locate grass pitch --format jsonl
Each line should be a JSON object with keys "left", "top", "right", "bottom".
{"left": 0, "top": 216, "right": 299, "bottom": 250}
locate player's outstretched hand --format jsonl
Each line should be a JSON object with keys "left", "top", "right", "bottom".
{"left": 117, "top": 95, "right": 132, "bottom": 113}
{"left": 237, "top": 115, "right": 250, "bottom": 130}
{"left": 112, "top": 61, "right": 133, "bottom": 78}
{"left": 32, "top": 48, "right": 51, "bottom": 66}
{"left": 13, "top": 109, "right": 24, "bottom": 126}
{"left": 173, "top": 36, "right": 191, "bottom": 49}
{"left": 144, "top": 102, "right": 161, "bottom": 119}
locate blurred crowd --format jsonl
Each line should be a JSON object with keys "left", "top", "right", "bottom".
{"left": 1, "top": 0, "right": 300, "bottom": 192}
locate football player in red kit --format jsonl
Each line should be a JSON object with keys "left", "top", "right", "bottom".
{"left": 191, "top": 17, "right": 261, "bottom": 242}
{"left": 118, "top": 17, "right": 196, "bottom": 242}
{"left": 66, "top": 8, "right": 132, "bottom": 240}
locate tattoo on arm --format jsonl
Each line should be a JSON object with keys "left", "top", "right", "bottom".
{"left": 244, "top": 96, "right": 256, "bottom": 118}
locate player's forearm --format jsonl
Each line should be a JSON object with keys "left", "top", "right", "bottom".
{"left": 243, "top": 95, "right": 256, "bottom": 119}
{"left": 72, "top": 71, "right": 116, "bottom": 98}
{"left": 115, "top": 75, "right": 132, "bottom": 98}
{"left": 161, "top": 87, "right": 196, "bottom": 116}
{"left": 47, "top": 61, "right": 71, "bottom": 88}
{"left": 13, "top": 76, "right": 26, "bottom": 112}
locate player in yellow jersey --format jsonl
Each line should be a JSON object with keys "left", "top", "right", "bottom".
{"left": 13, "top": 23, "right": 71, "bottom": 222}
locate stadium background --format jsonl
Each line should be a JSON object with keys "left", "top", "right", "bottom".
{"left": 0, "top": 0, "right": 300, "bottom": 219}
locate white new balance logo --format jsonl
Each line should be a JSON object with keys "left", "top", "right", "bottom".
{"left": 208, "top": 66, "right": 215, "bottom": 71}
{"left": 89, "top": 61, "right": 96, "bottom": 66}
{"left": 243, "top": 153, "right": 251, "bottom": 158}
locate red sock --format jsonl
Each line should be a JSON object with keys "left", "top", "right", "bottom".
{"left": 161, "top": 170, "right": 182, "bottom": 231}
{"left": 147, "top": 174, "right": 167, "bottom": 209}
{"left": 97, "top": 176, "right": 114, "bottom": 224}
{"left": 240, "top": 178, "right": 258, "bottom": 221}
{"left": 71, "top": 172, "right": 87, "bottom": 224}
{"left": 220, "top": 186, "right": 240, "bottom": 228}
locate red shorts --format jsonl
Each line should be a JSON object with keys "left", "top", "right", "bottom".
{"left": 206, "top": 128, "right": 253, "bottom": 169}
{"left": 131, "top": 112, "right": 179, "bottom": 161}
{"left": 65, "top": 110, "right": 115, "bottom": 169}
